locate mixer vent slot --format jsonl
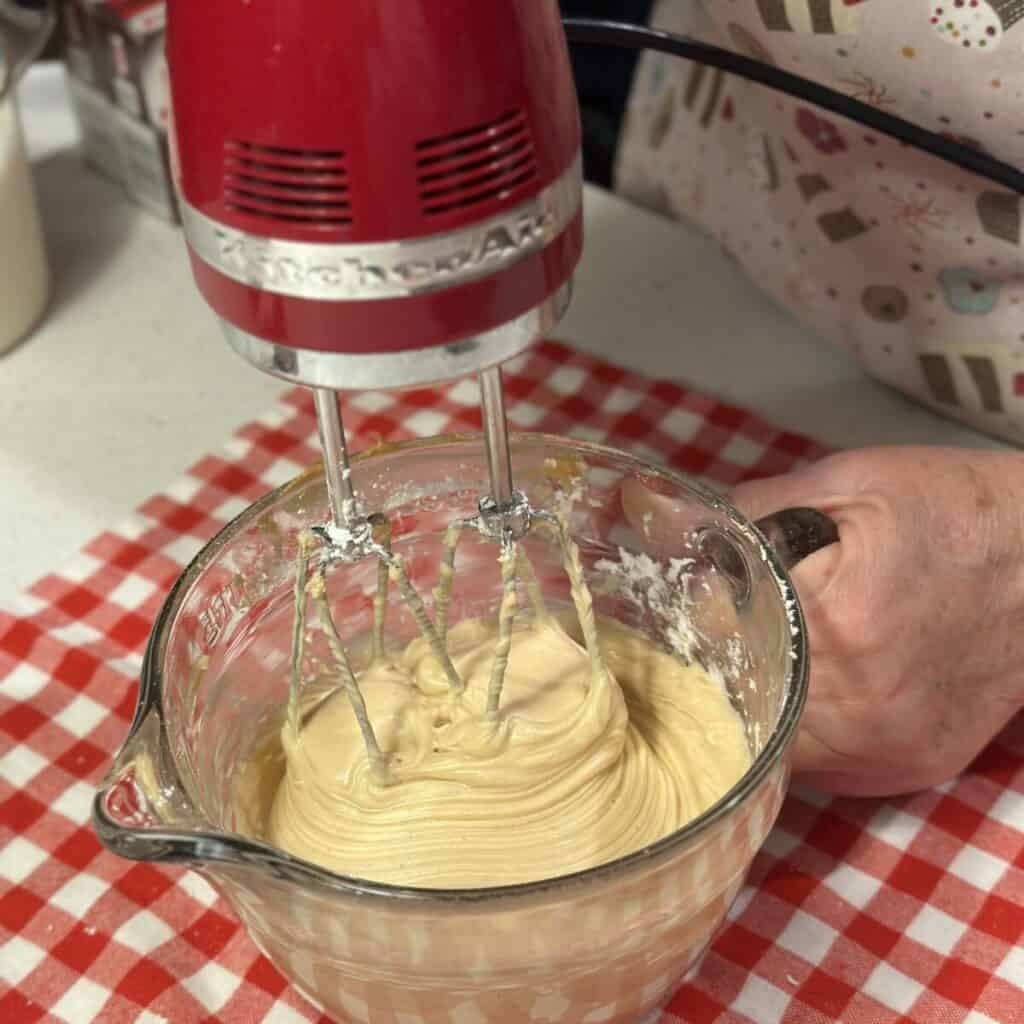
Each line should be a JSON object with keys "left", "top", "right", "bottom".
{"left": 223, "top": 140, "right": 352, "bottom": 226}
{"left": 415, "top": 110, "right": 538, "bottom": 216}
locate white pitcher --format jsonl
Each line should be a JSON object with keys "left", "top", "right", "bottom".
{"left": 0, "top": 0, "right": 55, "bottom": 354}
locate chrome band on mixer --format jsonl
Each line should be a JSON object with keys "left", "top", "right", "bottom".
{"left": 220, "top": 281, "right": 572, "bottom": 390}
{"left": 180, "top": 155, "right": 582, "bottom": 302}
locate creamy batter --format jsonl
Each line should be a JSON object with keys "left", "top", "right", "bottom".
{"left": 241, "top": 609, "right": 751, "bottom": 889}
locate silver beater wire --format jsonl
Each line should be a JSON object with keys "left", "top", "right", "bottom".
{"left": 368, "top": 514, "right": 392, "bottom": 663}
{"left": 376, "top": 543, "right": 465, "bottom": 695}
{"left": 311, "top": 566, "right": 387, "bottom": 775}
{"left": 533, "top": 511, "right": 609, "bottom": 687}
{"left": 486, "top": 534, "right": 520, "bottom": 719}
{"left": 433, "top": 516, "right": 479, "bottom": 647}
{"left": 286, "top": 532, "right": 314, "bottom": 736}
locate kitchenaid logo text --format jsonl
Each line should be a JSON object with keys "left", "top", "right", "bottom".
{"left": 182, "top": 156, "right": 582, "bottom": 299}
{"left": 212, "top": 207, "right": 559, "bottom": 297}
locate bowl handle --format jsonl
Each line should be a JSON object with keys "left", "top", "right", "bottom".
{"left": 697, "top": 507, "right": 838, "bottom": 607}
{"left": 754, "top": 508, "right": 839, "bottom": 571}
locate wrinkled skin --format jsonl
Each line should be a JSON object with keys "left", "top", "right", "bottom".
{"left": 622, "top": 448, "right": 1024, "bottom": 797}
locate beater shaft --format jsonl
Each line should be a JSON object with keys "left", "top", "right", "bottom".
{"left": 313, "top": 388, "right": 358, "bottom": 527}
{"left": 480, "top": 367, "right": 515, "bottom": 509}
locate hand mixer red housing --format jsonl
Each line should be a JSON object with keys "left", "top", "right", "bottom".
{"left": 167, "top": 0, "right": 583, "bottom": 394}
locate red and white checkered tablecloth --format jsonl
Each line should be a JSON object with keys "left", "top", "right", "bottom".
{"left": 1, "top": 340, "right": 1021, "bottom": 1024}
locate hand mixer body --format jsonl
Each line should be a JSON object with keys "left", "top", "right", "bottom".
{"left": 167, "top": 0, "right": 584, "bottom": 391}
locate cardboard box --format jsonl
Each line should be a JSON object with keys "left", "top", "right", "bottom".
{"left": 112, "top": 99, "right": 176, "bottom": 219}
{"left": 60, "top": 0, "right": 103, "bottom": 87}
{"left": 95, "top": 1, "right": 168, "bottom": 129}
{"left": 61, "top": 0, "right": 177, "bottom": 223}
{"left": 66, "top": 75, "right": 124, "bottom": 184}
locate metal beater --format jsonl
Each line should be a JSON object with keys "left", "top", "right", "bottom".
{"left": 286, "top": 370, "right": 607, "bottom": 770}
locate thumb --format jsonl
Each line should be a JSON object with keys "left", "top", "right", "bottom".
{"left": 732, "top": 468, "right": 847, "bottom": 602}
{"left": 729, "top": 461, "right": 845, "bottom": 521}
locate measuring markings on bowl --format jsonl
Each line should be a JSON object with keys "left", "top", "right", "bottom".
{"left": 197, "top": 579, "right": 245, "bottom": 650}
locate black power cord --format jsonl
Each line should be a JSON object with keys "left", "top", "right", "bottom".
{"left": 562, "top": 18, "right": 1024, "bottom": 197}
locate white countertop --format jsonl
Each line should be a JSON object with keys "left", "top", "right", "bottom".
{"left": 0, "top": 65, "right": 1002, "bottom": 604}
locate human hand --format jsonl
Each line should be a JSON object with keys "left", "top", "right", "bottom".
{"left": 623, "top": 447, "right": 1024, "bottom": 797}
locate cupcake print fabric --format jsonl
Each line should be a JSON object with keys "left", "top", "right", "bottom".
{"left": 616, "top": 0, "right": 1024, "bottom": 445}
{"left": 928, "top": 1, "right": 1024, "bottom": 51}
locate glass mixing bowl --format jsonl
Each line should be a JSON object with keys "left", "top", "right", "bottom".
{"left": 94, "top": 434, "right": 831, "bottom": 1024}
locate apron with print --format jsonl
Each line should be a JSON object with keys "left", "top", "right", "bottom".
{"left": 616, "top": 0, "right": 1024, "bottom": 446}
